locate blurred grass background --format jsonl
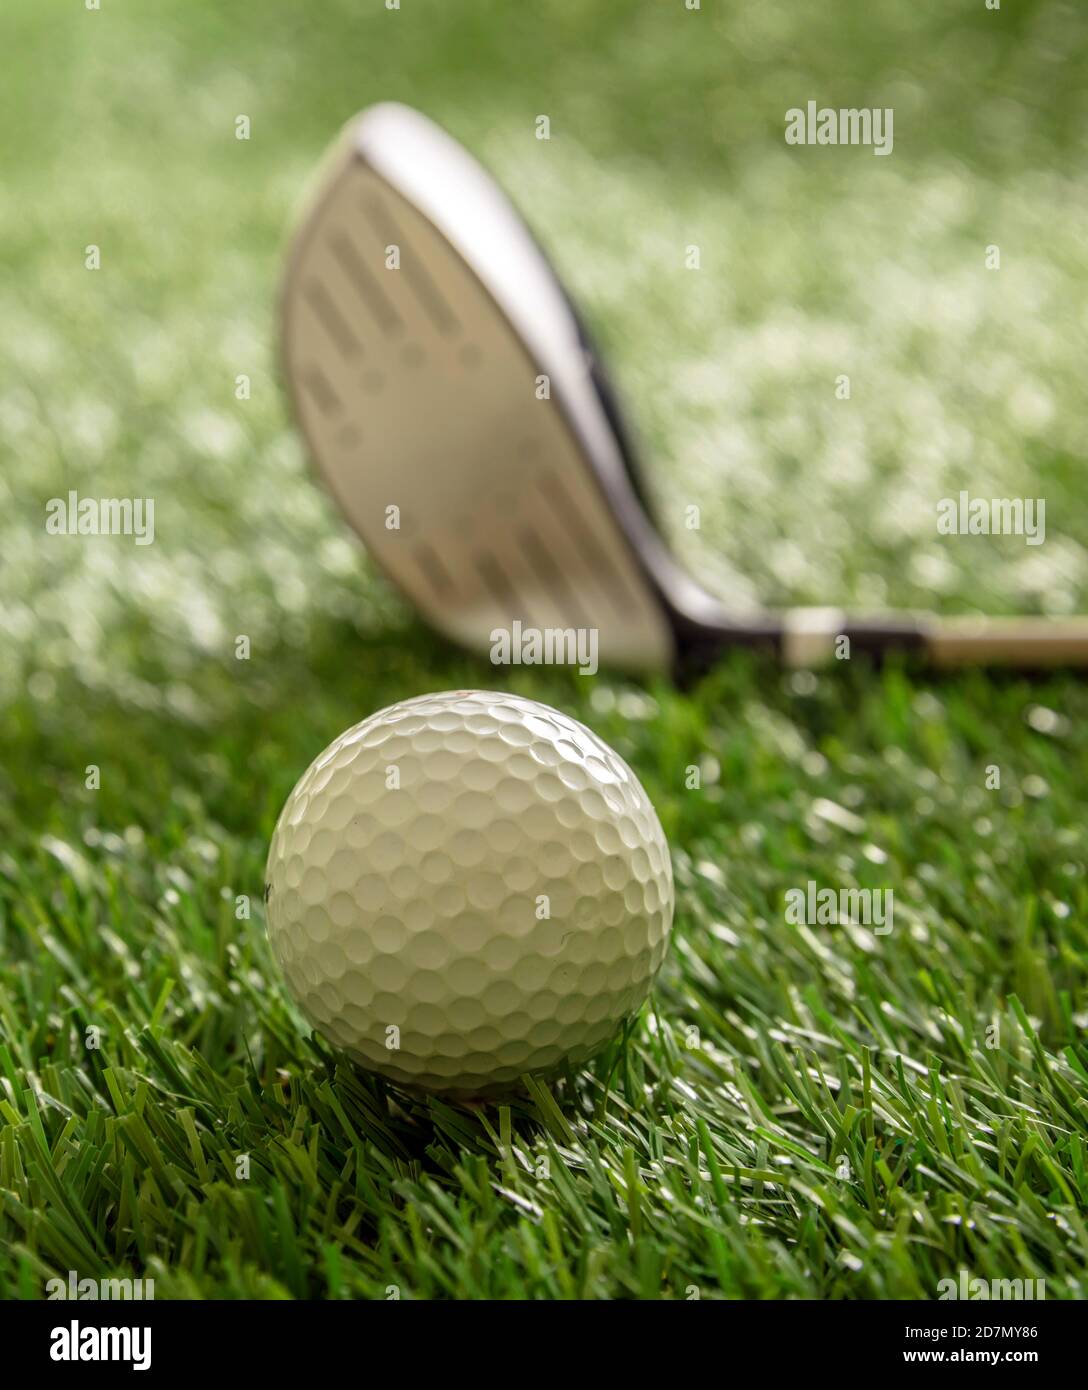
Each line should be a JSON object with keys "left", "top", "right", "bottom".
{"left": 3, "top": 0, "right": 1087, "bottom": 702}
{"left": 1, "top": 0, "right": 1086, "bottom": 1299}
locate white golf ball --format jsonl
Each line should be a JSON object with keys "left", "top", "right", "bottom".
{"left": 265, "top": 690, "right": 674, "bottom": 1094}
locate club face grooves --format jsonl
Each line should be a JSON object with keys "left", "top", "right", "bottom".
{"left": 303, "top": 278, "right": 361, "bottom": 359}
{"left": 364, "top": 194, "right": 461, "bottom": 338}
{"left": 281, "top": 106, "right": 680, "bottom": 671}
{"left": 330, "top": 229, "right": 402, "bottom": 334}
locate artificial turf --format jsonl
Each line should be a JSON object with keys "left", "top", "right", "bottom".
{"left": 1, "top": 0, "right": 1086, "bottom": 1299}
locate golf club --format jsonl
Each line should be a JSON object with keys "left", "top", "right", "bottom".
{"left": 281, "top": 103, "right": 1088, "bottom": 674}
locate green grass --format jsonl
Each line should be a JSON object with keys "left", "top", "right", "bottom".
{"left": 1, "top": 0, "right": 1087, "bottom": 1299}
{"left": 3, "top": 649, "right": 1087, "bottom": 1298}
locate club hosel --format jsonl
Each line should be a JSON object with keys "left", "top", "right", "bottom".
{"left": 779, "top": 608, "right": 927, "bottom": 668}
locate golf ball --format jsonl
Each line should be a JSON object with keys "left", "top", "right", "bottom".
{"left": 265, "top": 690, "right": 674, "bottom": 1094}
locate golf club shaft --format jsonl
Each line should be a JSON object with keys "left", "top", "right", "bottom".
{"left": 777, "top": 607, "right": 1088, "bottom": 669}
{"left": 926, "top": 615, "right": 1088, "bottom": 668}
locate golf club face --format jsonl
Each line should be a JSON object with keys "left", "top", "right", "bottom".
{"left": 281, "top": 102, "right": 687, "bottom": 672}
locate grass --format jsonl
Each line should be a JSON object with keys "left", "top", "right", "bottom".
{"left": 1, "top": 0, "right": 1086, "bottom": 1298}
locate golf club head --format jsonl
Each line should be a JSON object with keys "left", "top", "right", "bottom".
{"left": 281, "top": 103, "right": 751, "bottom": 674}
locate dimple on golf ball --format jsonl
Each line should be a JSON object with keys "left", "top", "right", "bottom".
{"left": 264, "top": 690, "right": 674, "bottom": 1094}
